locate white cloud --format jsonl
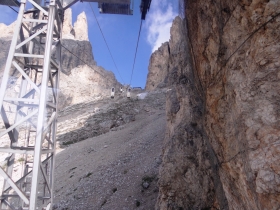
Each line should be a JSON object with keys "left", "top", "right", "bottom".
{"left": 145, "top": 0, "right": 176, "bottom": 52}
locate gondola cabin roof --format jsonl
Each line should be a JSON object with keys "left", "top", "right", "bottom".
{"left": 62, "top": 0, "right": 133, "bottom": 15}
{"left": 83, "top": 0, "right": 133, "bottom": 15}
{"left": 0, "top": 0, "right": 152, "bottom": 20}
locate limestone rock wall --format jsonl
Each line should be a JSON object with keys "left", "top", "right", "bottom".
{"left": 156, "top": 0, "right": 280, "bottom": 209}
{"left": 0, "top": 23, "right": 15, "bottom": 76}
{"left": 186, "top": 0, "right": 280, "bottom": 209}
{"left": 58, "top": 8, "right": 121, "bottom": 109}
{"left": 61, "top": 8, "right": 96, "bottom": 74}
{"left": 145, "top": 42, "right": 170, "bottom": 91}
{"left": 156, "top": 17, "right": 228, "bottom": 210}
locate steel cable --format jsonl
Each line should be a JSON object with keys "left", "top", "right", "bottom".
{"left": 129, "top": 19, "right": 143, "bottom": 86}
{"left": 88, "top": 2, "right": 125, "bottom": 84}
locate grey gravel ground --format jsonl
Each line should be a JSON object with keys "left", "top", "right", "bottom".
{"left": 53, "top": 90, "right": 167, "bottom": 210}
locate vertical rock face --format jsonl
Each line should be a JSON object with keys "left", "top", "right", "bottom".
{"left": 156, "top": 17, "right": 228, "bottom": 210}
{"left": 145, "top": 42, "right": 170, "bottom": 90}
{"left": 186, "top": 0, "right": 280, "bottom": 209}
{"left": 156, "top": 0, "right": 280, "bottom": 209}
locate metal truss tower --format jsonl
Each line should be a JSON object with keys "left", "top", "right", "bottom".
{"left": 0, "top": 0, "right": 63, "bottom": 209}
{"left": 0, "top": 0, "right": 151, "bottom": 209}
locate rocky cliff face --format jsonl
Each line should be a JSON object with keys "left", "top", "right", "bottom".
{"left": 0, "top": 22, "right": 18, "bottom": 80}
{"left": 155, "top": 0, "right": 280, "bottom": 209}
{"left": 156, "top": 16, "right": 228, "bottom": 210}
{"left": 145, "top": 42, "right": 170, "bottom": 91}
{"left": 58, "top": 9, "right": 120, "bottom": 109}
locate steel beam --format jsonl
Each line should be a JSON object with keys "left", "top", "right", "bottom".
{"left": 0, "top": 0, "right": 63, "bottom": 209}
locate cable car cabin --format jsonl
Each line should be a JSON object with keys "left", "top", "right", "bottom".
{"left": 63, "top": 0, "right": 133, "bottom": 15}
{"left": 111, "top": 87, "right": 115, "bottom": 98}
{"left": 2, "top": 0, "right": 151, "bottom": 20}
{"left": 127, "top": 88, "right": 131, "bottom": 98}
{"left": 98, "top": 2, "right": 133, "bottom": 15}
{"left": 120, "top": 86, "right": 123, "bottom": 93}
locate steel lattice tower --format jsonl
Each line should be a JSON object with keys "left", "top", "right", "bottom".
{"left": 0, "top": 0, "right": 62, "bottom": 209}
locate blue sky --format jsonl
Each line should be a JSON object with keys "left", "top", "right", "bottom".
{"left": 0, "top": 0, "right": 177, "bottom": 88}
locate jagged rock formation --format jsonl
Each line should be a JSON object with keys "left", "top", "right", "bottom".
{"left": 73, "top": 12, "right": 89, "bottom": 41}
{"left": 155, "top": 0, "right": 280, "bottom": 209}
{"left": 145, "top": 42, "right": 170, "bottom": 91}
{"left": 59, "top": 9, "right": 120, "bottom": 109}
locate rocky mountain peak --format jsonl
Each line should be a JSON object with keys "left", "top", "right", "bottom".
{"left": 59, "top": 9, "right": 119, "bottom": 108}
{"left": 145, "top": 42, "right": 170, "bottom": 91}
{"left": 62, "top": 9, "right": 88, "bottom": 41}
{"left": 145, "top": 17, "right": 186, "bottom": 91}
{"left": 62, "top": 8, "right": 74, "bottom": 39}
{"left": 74, "top": 11, "right": 89, "bottom": 41}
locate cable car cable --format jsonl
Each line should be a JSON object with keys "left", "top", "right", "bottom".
{"left": 8, "top": 6, "right": 18, "bottom": 13}
{"left": 61, "top": 44, "right": 118, "bottom": 84}
{"left": 88, "top": 2, "right": 125, "bottom": 84}
{"left": 129, "top": 19, "right": 143, "bottom": 86}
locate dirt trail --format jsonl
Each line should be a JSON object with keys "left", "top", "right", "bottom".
{"left": 53, "top": 90, "right": 167, "bottom": 210}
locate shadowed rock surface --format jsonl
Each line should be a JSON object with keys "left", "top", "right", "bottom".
{"left": 145, "top": 42, "right": 170, "bottom": 91}
{"left": 155, "top": 1, "right": 280, "bottom": 209}
{"left": 156, "top": 16, "right": 228, "bottom": 210}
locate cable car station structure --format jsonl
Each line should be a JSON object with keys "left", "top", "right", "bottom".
{"left": 0, "top": 0, "right": 151, "bottom": 209}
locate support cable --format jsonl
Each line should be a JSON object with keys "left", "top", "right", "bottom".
{"left": 88, "top": 2, "right": 125, "bottom": 84}
{"left": 129, "top": 19, "right": 142, "bottom": 86}
{"left": 8, "top": 6, "right": 18, "bottom": 13}
{"left": 61, "top": 44, "right": 117, "bottom": 84}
